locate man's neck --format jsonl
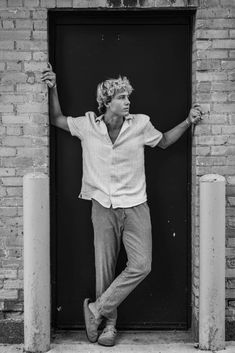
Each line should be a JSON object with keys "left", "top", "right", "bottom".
{"left": 104, "top": 111, "right": 124, "bottom": 129}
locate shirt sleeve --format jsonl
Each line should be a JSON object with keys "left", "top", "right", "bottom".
{"left": 67, "top": 116, "right": 86, "bottom": 140}
{"left": 144, "top": 119, "right": 163, "bottom": 147}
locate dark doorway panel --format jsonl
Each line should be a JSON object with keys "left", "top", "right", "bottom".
{"left": 49, "top": 10, "right": 193, "bottom": 330}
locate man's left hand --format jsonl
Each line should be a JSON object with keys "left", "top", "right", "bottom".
{"left": 188, "top": 104, "right": 203, "bottom": 125}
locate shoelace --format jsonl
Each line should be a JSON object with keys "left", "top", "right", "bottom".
{"left": 103, "top": 326, "right": 117, "bottom": 334}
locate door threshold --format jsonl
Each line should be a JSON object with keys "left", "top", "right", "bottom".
{"left": 52, "top": 330, "right": 194, "bottom": 344}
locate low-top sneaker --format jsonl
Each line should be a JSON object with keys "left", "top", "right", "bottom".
{"left": 83, "top": 298, "right": 102, "bottom": 343}
{"left": 98, "top": 325, "right": 117, "bottom": 346}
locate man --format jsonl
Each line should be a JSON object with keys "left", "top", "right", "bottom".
{"left": 41, "top": 63, "right": 203, "bottom": 346}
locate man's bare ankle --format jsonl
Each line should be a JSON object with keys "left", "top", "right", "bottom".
{"left": 88, "top": 302, "right": 101, "bottom": 320}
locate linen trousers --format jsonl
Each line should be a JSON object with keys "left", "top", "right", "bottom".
{"left": 91, "top": 199, "right": 152, "bottom": 326}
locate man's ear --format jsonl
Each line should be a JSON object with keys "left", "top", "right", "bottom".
{"left": 105, "top": 101, "right": 110, "bottom": 108}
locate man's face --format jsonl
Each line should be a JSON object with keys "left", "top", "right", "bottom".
{"left": 106, "top": 90, "right": 130, "bottom": 117}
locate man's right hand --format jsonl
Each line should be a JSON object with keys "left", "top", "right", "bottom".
{"left": 41, "top": 62, "right": 56, "bottom": 88}
{"left": 42, "top": 62, "right": 69, "bottom": 132}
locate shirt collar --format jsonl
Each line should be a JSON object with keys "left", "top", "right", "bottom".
{"left": 95, "top": 114, "right": 134, "bottom": 122}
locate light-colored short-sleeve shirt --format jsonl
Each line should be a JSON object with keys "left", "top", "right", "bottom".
{"left": 67, "top": 111, "right": 163, "bottom": 209}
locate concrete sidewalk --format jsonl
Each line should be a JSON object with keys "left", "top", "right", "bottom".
{"left": 1, "top": 331, "right": 234, "bottom": 353}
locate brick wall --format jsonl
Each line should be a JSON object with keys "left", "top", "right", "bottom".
{"left": 0, "top": 0, "right": 234, "bottom": 343}
{"left": 191, "top": 1, "right": 235, "bottom": 340}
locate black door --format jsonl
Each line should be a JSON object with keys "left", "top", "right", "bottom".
{"left": 49, "top": 10, "right": 193, "bottom": 330}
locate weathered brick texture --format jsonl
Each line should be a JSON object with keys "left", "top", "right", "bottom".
{"left": 191, "top": 0, "right": 235, "bottom": 339}
{"left": 0, "top": 0, "right": 234, "bottom": 343}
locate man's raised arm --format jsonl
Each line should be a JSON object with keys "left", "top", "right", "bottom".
{"left": 41, "top": 63, "right": 69, "bottom": 132}
{"left": 158, "top": 104, "right": 203, "bottom": 149}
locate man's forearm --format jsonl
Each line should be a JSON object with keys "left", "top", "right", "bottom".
{"left": 164, "top": 119, "right": 191, "bottom": 148}
{"left": 49, "top": 85, "right": 63, "bottom": 121}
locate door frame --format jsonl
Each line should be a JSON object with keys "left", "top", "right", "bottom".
{"left": 48, "top": 8, "right": 194, "bottom": 331}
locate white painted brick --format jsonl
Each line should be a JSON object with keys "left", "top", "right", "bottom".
{"left": 0, "top": 41, "right": 14, "bottom": 50}
{"left": 228, "top": 197, "right": 235, "bottom": 206}
{"left": 2, "top": 136, "right": 32, "bottom": 146}
{"left": 228, "top": 72, "right": 235, "bottom": 81}
{"left": 17, "top": 103, "right": 48, "bottom": 113}
{"left": 29, "top": 113, "right": 48, "bottom": 124}
{"left": 211, "top": 146, "right": 235, "bottom": 155}
{"left": 194, "top": 125, "right": 211, "bottom": 135}
{"left": 0, "top": 104, "right": 14, "bottom": 113}
{"left": 0, "top": 94, "right": 28, "bottom": 104}
{"left": 212, "top": 82, "right": 235, "bottom": 91}
{"left": 6, "top": 126, "right": 22, "bottom": 135}
{"left": 23, "top": 124, "right": 47, "bottom": 136}
{"left": 196, "top": 71, "right": 227, "bottom": 81}
{"left": 221, "top": 61, "right": 235, "bottom": 70}
{"left": 0, "top": 269, "right": 17, "bottom": 279}
{"left": 0, "top": 207, "right": 17, "bottom": 217}
{"left": 16, "top": 40, "right": 47, "bottom": 51}
{"left": 6, "top": 62, "right": 22, "bottom": 71}
{"left": 15, "top": 19, "right": 33, "bottom": 29}
{"left": 228, "top": 135, "right": 235, "bottom": 144}
{"left": 0, "top": 51, "right": 32, "bottom": 61}
{"left": 1, "top": 72, "right": 28, "bottom": 84}
{"left": 197, "top": 19, "right": 235, "bottom": 29}
{"left": 0, "top": 187, "right": 7, "bottom": 197}
{"left": 33, "top": 20, "right": 47, "bottom": 30}
{"left": 33, "top": 51, "right": 48, "bottom": 61}
{"left": 230, "top": 51, "right": 235, "bottom": 59}
{"left": 228, "top": 93, "right": 235, "bottom": 101}
{"left": 8, "top": 0, "right": 23, "bottom": 6}
{"left": 213, "top": 104, "right": 235, "bottom": 113}
{"left": 4, "top": 280, "right": 23, "bottom": 289}
{"left": 196, "top": 40, "right": 212, "bottom": 50}
{"left": 213, "top": 40, "right": 235, "bottom": 49}
{"left": 0, "top": 148, "right": 16, "bottom": 157}
{"left": 197, "top": 30, "right": 229, "bottom": 39}
{"left": 32, "top": 30, "right": 47, "bottom": 40}
{"left": 0, "top": 30, "right": 31, "bottom": 40}
{"left": 211, "top": 125, "right": 222, "bottom": 134}
{"left": 32, "top": 9, "right": 47, "bottom": 19}
{"left": 222, "top": 126, "right": 235, "bottom": 134}
{"left": 2, "top": 115, "right": 31, "bottom": 124}
{"left": 0, "top": 1, "right": 7, "bottom": 7}
{"left": 196, "top": 156, "right": 226, "bottom": 166}
{"left": 2, "top": 20, "right": 14, "bottom": 29}
{"left": 40, "top": 0, "right": 56, "bottom": 6}
{"left": 73, "top": 0, "right": 104, "bottom": 7}
{"left": 211, "top": 92, "right": 227, "bottom": 102}
{"left": 227, "top": 156, "right": 235, "bottom": 165}
{"left": 24, "top": 0, "right": 40, "bottom": 6}
{"left": 0, "top": 126, "right": 6, "bottom": 135}
{"left": 18, "top": 269, "right": 23, "bottom": 280}
{"left": 6, "top": 187, "right": 22, "bottom": 197}
{"left": 2, "top": 178, "right": 22, "bottom": 186}
{"left": 24, "top": 61, "right": 47, "bottom": 72}
{"left": 196, "top": 82, "right": 212, "bottom": 92}
{"left": 221, "top": 0, "right": 235, "bottom": 5}
{"left": 16, "top": 83, "right": 46, "bottom": 92}
{"left": 2, "top": 157, "right": 33, "bottom": 168}
{"left": 0, "top": 169, "right": 15, "bottom": 177}
{"left": 228, "top": 176, "right": 235, "bottom": 185}
{"left": 197, "top": 8, "right": 230, "bottom": 19}
{"left": 0, "top": 290, "right": 18, "bottom": 300}
{"left": 56, "top": 0, "right": 73, "bottom": 6}
{"left": 197, "top": 50, "right": 228, "bottom": 59}
{"left": 197, "top": 165, "right": 235, "bottom": 175}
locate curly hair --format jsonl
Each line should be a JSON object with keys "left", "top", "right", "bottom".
{"left": 96, "top": 76, "right": 133, "bottom": 114}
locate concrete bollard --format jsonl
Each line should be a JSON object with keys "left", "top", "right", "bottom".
{"left": 199, "top": 174, "right": 225, "bottom": 351}
{"left": 23, "top": 172, "right": 50, "bottom": 353}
